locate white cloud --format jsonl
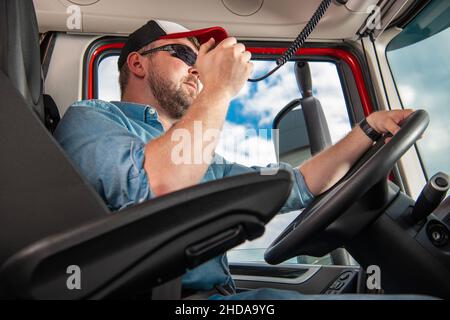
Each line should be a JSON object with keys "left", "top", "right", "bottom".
{"left": 98, "top": 56, "right": 121, "bottom": 101}
{"left": 236, "top": 61, "right": 300, "bottom": 127}
{"left": 232, "top": 61, "right": 351, "bottom": 143}
{"left": 398, "top": 85, "right": 416, "bottom": 107}
{"left": 387, "top": 27, "right": 450, "bottom": 176}
{"left": 216, "top": 121, "right": 277, "bottom": 167}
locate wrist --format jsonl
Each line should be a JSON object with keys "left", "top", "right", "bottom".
{"left": 358, "top": 117, "right": 382, "bottom": 142}
{"left": 200, "top": 85, "right": 233, "bottom": 102}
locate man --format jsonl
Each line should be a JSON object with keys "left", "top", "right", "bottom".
{"left": 55, "top": 20, "right": 413, "bottom": 299}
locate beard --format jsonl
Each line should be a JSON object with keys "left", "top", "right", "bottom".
{"left": 147, "top": 67, "right": 198, "bottom": 119}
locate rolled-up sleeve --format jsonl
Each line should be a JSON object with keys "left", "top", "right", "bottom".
{"left": 54, "top": 107, "right": 154, "bottom": 211}
{"left": 216, "top": 156, "right": 314, "bottom": 213}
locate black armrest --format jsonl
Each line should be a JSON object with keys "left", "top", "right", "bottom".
{"left": 0, "top": 170, "right": 292, "bottom": 299}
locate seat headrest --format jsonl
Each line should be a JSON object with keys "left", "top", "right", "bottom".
{"left": 0, "top": 0, "right": 44, "bottom": 122}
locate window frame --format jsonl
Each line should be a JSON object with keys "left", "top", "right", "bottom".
{"left": 82, "top": 37, "right": 124, "bottom": 100}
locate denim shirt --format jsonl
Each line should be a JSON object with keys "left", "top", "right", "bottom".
{"left": 54, "top": 99, "right": 314, "bottom": 291}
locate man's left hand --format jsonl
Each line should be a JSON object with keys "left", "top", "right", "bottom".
{"left": 366, "top": 109, "right": 415, "bottom": 137}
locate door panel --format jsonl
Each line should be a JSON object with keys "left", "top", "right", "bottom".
{"left": 230, "top": 262, "right": 361, "bottom": 295}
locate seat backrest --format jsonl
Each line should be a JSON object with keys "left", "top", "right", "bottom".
{"left": 0, "top": 0, "right": 110, "bottom": 266}
{"left": 0, "top": 0, "right": 44, "bottom": 122}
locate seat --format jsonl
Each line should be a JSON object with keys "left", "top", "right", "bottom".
{"left": 0, "top": 0, "right": 293, "bottom": 299}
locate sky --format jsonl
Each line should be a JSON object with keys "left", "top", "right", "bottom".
{"left": 387, "top": 26, "right": 450, "bottom": 179}
{"left": 98, "top": 57, "right": 350, "bottom": 264}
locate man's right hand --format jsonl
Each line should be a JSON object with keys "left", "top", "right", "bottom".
{"left": 196, "top": 37, "right": 253, "bottom": 99}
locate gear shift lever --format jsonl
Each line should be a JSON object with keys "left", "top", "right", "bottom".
{"left": 410, "top": 172, "right": 449, "bottom": 223}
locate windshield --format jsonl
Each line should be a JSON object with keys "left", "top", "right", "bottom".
{"left": 386, "top": 0, "right": 450, "bottom": 180}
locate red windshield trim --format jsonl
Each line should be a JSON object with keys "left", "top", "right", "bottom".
{"left": 87, "top": 44, "right": 373, "bottom": 116}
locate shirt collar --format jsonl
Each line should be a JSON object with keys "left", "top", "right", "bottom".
{"left": 110, "top": 100, "right": 159, "bottom": 123}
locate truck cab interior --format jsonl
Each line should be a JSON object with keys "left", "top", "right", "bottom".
{"left": 0, "top": 0, "right": 449, "bottom": 299}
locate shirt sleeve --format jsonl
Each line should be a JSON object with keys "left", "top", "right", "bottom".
{"left": 54, "top": 106, "right": 154, "bottom": 211}
{"left": 213, "top": 155, "right": 315, "bottom": 213}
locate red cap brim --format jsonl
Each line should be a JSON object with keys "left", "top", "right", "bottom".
{"left": 159, "top": 26, "right": 228, "bottom": 45}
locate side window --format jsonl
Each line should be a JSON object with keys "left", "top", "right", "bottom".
{"left": 96, "top": 55, "right": 352, "bottom": 265}
{"left": 98, "top": 55, "right": 121, "bottom": 101}
{"left": 223, "top": 60, "right": 351, "bottom": 265}
{"left": 386, "top": 0, "right": 450, "bottom": 181}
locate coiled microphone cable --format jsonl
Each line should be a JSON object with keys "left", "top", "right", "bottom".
{"left": 248, "top": 0, "right": 333, "bottom": 82}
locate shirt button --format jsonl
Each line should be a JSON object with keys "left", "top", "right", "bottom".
{"left": 148, "top": 108, "right": 156, "bottom": 115}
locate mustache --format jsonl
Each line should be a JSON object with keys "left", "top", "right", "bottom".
{"left": 183, "top": 75, "right": 199, "bottom": 86}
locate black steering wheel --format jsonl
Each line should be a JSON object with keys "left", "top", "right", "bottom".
{"left": 265, "top": 110, "right": 429, "bottom": 265}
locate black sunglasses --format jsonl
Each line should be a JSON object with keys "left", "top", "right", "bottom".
{"left": 140, "top": 44, "right": 197, "bottom": 66}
